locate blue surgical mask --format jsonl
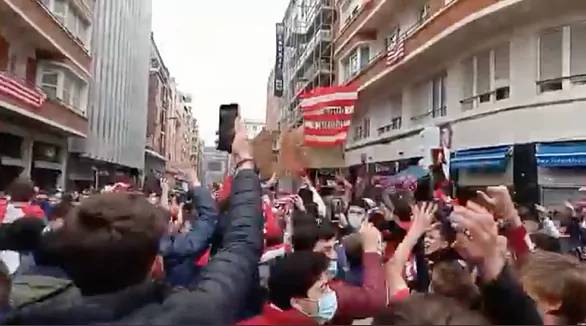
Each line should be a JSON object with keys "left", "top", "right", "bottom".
{"left": 327, "top": 260, "right": 338, "bottom": 279}
{"left": 315, "top": 289, "right": 338, "bottom": 323}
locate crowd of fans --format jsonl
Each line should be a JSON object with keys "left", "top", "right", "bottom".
{"left": 0, "top": 117, "right": 585, "bottom": 325}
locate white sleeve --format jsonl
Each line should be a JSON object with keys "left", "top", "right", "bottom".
{"left": 309, "top": 186, "right": 326, "bottom": 218}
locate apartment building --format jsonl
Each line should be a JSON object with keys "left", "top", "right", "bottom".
{"left": 144, "top": 33, "right": 170, "bottom": 179}
{"left": 68, "top": 0, "right": 152, "bottom": 189}
{"left": 337, "top": 0, "right": 586, "bottom": 205}
{"left": 265, "top": 68, "right": 283, "bottom": 132}
{"left": 0, "top": 0, "right": 93, "bottom": 190}
{"left": 202, "top": 146, "right": 229, "bottom": 186}
{"left": 244, "top": 119, "right": 265, "bottom": 140}
{"left": 280, "top": 0, "right": 335, "bottom": 129}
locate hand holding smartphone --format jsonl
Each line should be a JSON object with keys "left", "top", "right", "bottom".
{"left": 217, "top": 103, "right": 240, "bottom": 153}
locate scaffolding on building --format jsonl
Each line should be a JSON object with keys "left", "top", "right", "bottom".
{"left": 281, "top": 0, "right": 335, "bottom": 129}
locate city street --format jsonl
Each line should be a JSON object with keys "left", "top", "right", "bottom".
{"left": 0, "top": 0, "right": 586, "bottom": 324}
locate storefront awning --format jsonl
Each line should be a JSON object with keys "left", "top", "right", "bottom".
{"left": 536, "top": 142, "right": 586, "bottom": 167}
{"left": 451, "top": 146, "right": 512, "bottom": 170}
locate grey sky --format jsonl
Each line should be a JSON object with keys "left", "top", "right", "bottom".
{"left": 152, "top": 0, "right": 289, "bottom": 145}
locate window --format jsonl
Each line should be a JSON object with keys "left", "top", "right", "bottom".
{"left": 43, "top": 0, "right": 90, "bottom": 46}
{"left": 349, "top": 51, "right": 359, "bottom": 76}
{"left": 461, "top": 43, "right": 511, "bottom": 109}
{"left": 37, "top": 63, "right": 88, "bottom": 112}
{"left": 342, "top": 45, "right": 370, "bottom": 82}
{"left": 385, "top": 27, "right": 401, "bottom": 50}
{"left": 360, "top": 46, "right": 370, "bottom": 69}
{"left": 462, "top": 57, "right": 474, "bottom": 111}
{"left": 476, "top": 50, "right": 490, "bottom": 102}
{"left": 53, "top": 0, "right": 67, "bottom": 23}
{"left": 419, "top": 2, "right": 431, "bottom": 22}
{"left": 494, "top": 43, "right": 510, "bottom": 100}
{"left": 363, "top": 118, "right": 370, "bottom": 138}
{"left": 539, "top": 28, "right": 563, "bottom": 92}
{"left": 40, "top": 70, "right": 59, "bottom": 99}
{"left": 432, "top": 72, "right": 447, "bottom": 118}
{"left": 570, "top": 22, "right": 586, "bottom": 83}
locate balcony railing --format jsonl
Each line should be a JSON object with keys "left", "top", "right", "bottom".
{"left": 345, "top": 15, "right": 430, "bottom": 86}
{"left": 344, "top": 0, "right": 499, "bottom": 90}
{"left": 335, "top": 0, "right": 382, "bottom": 49}
{"left": 377, "top": 117, "right": 402, "bottom": 136}
{"left": 0, "top": 71, "right": 47, "bottom": 108}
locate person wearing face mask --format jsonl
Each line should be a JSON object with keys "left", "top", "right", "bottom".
{"left": 291, "top": 221, "right": 386, "bottom": 324}
{"left": 239, "top": 251, "right": 336, "bottom": 325}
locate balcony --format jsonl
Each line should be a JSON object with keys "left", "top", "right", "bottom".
{"left": 344, "top": 0, "right": 502, "bottom": 90}
{"left": 0, "top": 71, "right": 87, "bottom": 136}
{"left": 335, "top": 0, "right": 385, "bottom": 55}
{"left": 0, "top": 0, "right": 92, "bottom": 73}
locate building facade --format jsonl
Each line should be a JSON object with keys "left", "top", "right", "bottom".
{"left": 164, "top": 89, "right": 194, "bottom": 177}
{"left": 144, "top": 33, "right": 170, "bottom": 180}
{"left": 202, "top": 146, "right": 229, "bottom": 186}
{"left": 68, "top": 0, "right": 152, "bottom": 189}
{"left": 337, "top": 0, "right": 586, "bottom": 206}
{"left": 244, "top": 119, "right": 265, "bottom": 140}
{"left": 0, "top": 0, "right": 93, "bottom": 191}
{"left": 280, "top": 0, "right": 335, "bottom": 129}
{"left": 265, "top": 68, "right": 282, "bottom": 132}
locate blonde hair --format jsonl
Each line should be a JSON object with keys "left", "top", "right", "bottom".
{"left": 520, "top": 250, "right": 586, "bottom": 324}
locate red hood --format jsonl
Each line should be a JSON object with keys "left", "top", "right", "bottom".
{"left": 217, "top": 176, "right": 233, "bottom": 202}
{"left": 238, "top": 304, "right": 316, "bottom": 325}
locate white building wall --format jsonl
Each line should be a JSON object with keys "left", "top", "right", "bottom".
{"left": 346, "top": 8, "right": 586, "bottom": 166}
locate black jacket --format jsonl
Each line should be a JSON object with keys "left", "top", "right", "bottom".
{"left": 7, "top": 169, "right": 263, "bottom": 325}
{"left": 481, "top": 266, "right": 543, "bottom": 325}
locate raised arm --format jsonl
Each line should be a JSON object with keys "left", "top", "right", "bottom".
{"left": 155, "top": 117, "right": 263, "bottom": 325}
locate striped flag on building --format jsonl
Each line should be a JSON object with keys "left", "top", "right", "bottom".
{"left": 0, "top": 72, "right": 46, "bottom": 108}
{"left": 386, "top": 37, "right": 405, "bottom": 66}
{"left": 301, "top": 86, "right": 358, "bottom": 147}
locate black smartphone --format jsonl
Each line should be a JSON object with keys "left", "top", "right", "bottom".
{"left": 217, "top": 103, "right": 239, "bottom": 152}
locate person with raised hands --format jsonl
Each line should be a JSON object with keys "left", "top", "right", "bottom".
{"left": 5, "top": 116, "right": 264, "bottom": 325}
{"left": 475, "top": 186, "right": 534, "bottom": 264}
{"left": 386, "top": 202, "right": 436, "bottom": 301}
{"left": 450, "top": 202, "right": 542, "bottom": 325}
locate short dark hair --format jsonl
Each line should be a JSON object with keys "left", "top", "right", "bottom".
{"left": 291, "top": 209, "right": 317, "bottom": 229}
{"left": 268, "top": 251, "right": 329, "bottom": 310}
{"left": 292, "top": 224, "right": 319, "bottom": 251}
{"left": 7, "top": 178, "right": 35, "bottom": 202}
{"left": 375, "top": 293, "right": 488, "bottom": 325}
{"left": 292, "top": 222, "right": 337, "bottom": 252}
{"left": 317, "top": 221, "right": 337, "bottom": 241}
{"left": 57, "top": 193, "right": 166, "bottom": 295}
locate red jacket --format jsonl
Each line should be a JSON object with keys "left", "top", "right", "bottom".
{"left": 238, "top": 303, "right": 316, "bottom": 326}
{"left": 330, "top": 252, "right": 386, "bottom": 325}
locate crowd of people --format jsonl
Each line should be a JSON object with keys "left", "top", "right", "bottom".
{"left": 0, "top": 117, "right": 585, "bottom": 325}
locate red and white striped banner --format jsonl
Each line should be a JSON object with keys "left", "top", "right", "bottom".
{"left": 0, "top": 72, "right": 46, "bottom": 108}
{"left": 386, "top": 37, "right": 405, "bottom": 66}
{"left": 301, "top": 86, "right": 358, "bottom": 147}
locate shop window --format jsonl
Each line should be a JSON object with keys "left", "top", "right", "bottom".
{"left": 33, "top": 142, "right": 60, "bottom": 163}
{"left": 0, "top": 133, "right": 23, "bottom": 158}
{"left": 538, "top": 27, "right": 563, "bottom": 92}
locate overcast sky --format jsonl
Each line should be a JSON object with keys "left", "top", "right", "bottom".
{"left": 152, "top": 0, "right": 289, "bottom": 145}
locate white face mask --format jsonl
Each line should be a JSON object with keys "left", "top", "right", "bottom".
{"left": 347, "top": 206, "right": 366, "bottom": 230}
{"left": 148, "top": 196, "right": 159, "bottom": 205}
